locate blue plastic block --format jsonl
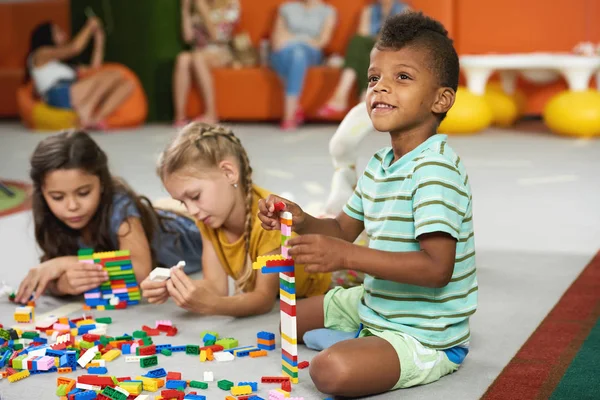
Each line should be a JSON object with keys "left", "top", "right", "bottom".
{"left": 78, "top": 325, "right": 96, "bottom": 334}
{"left": 202, "top": 333, "right": 216, "bottom": 342}
{"left": 183, "top": 395, "right": 206, "bottom": 400}
{"left": 144, "top": 367, "right": 167, "bottom": 378}
{"left": 88, "top": 367, "right": 108, "bottom": 374}
{"left": 257, "top": 331, "right": 275, "bottom": 341}
{"left": 165, "top": 379, "right": 187, "bottom": 389}
{"left": 281, "top": 352, "right": 297, "bottom": 367}
{"left": 67, "top": 388, "right": 83, "bottom": 396}
{"left": 261, "top": 266, "right": 294, "bottom": 274}
{"left": 257, "top": 343, "right": 276, "bottom": 351}
{"left": 248, "top": 396, "right": 265, "bottom": 400}
{"left": 46, "top": 349, "right": 65, "bottom": 357}
{"left": 69, "top": 321, "right": 77, "bottom": 329}
{"left": 170, "top": 345, "right": 186, "bottom": 352}
{"left": 238, "top": 381, "right": 258, "bottom": 391}
{"left": 73, "top": 390, "right": 97, "bottom": 400}
{"left": 122, "top": 344, "right": 131, "bottom": 355}
{"left": 155, "top": 344, "right": 171, "bottom": 351}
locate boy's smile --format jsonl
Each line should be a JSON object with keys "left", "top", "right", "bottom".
{"left": 366, "top": 46, "right": 441, "bottom": 134}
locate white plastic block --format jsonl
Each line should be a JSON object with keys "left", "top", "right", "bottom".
{"left": 125, "top": 356, "right": 142, "bottom": 363}
{"left": 134, "top": 396, "right": 149, "bottom": 400}
{"left": 109, "top": 296, "right": 120, "bottom": 306}
{"left": 280, "top": 211, "right": 292, "bottom": 222}
{"left": 280, "top": 312, "right": 297, "bottom": 337}
{"left": 279, "top": 294, "right": 296, "bottom": 306}
{"left": 281, "top": 336, "right": 297, "bottom": 356}
{"left": 77, "top": 345, "right": 98, "bottom": 368}
{"left": 213, "top": 351, "right": 234, "bottom": 362}
{"left": 76, "top": 383, "right": 102, "bottom": 391}
{"left": 203, "top": 371, "right": 214, "bottom": 382}
{"left": 278, "top": 274, "right": 295, "bottom": 284}
{"left": 149, "top": 267, "right": 171, "bottom": 282}
{"left": 114, "top": 386, "right": 130, "bottom": 396}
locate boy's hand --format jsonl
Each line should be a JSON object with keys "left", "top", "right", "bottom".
{"left": 257, "top": 195, "right": 305, "bottom": 232}
{"left": 288, "top": 234, "right": 350, "bottom": 273}
{"left": 141, "top": 277, "right": 169, "bottom": 305}
{"left": 56, "top": 262, "right": 108, "bottom": 295}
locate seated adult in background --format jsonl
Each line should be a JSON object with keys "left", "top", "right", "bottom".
{"left": 26, "top": 17, "right": 133, "bottom": 129}
{"left": 318, "top": 0, "right": 409, "bottom": 117}
{"left": 172, "top": 0, "right": 241, "bottom": 126}
{"left": 270, "top": 0, "right": 337, "bottom": 130}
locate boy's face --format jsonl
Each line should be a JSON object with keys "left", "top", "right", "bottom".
{"left": 365, "top": 46, "right": 453, "bottom": 133}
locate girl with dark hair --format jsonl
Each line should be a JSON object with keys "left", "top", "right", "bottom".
{"left": 15, "top": 130, "right": 203, "bottom": 303}
{"left": 26, "top": 17, "right": 132, "bottom": 129}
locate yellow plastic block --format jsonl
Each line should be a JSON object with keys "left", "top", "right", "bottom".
{"left": 76, "top": 319, "right": 96, "bottom": 326}
{"left": 135, "top": 376, "right": 161, "bottom": 392}
{"left": 252, "top": 254, "right": 286, "bottom": 270}
{"left": 119, "top": 382, "right": 142, "bottom": 395}
{"left": 199, "top": 350, "right": 207, "bottom": 362}
{"left": 8, "top": 370, "right": 30, "bottom": 383}
{"left": 101, "top": 349, "right": 121, "bottom": 361}
{"left": 279, "top": 289, "right": 295, "bottom": 301}
{"left": 93, "top": 251, "right": 117, "bottom": 259}
{"left": 97, "top": 306, "right": 106, "bottom": 310}
{"left": 231, "top": 385, "right": 252, "bottom": 396}
{"left": 282, "top": 359, "right": 298, "bottom": 373}
{"left": 275, "top": 388, "right": 291, "bottom": 398}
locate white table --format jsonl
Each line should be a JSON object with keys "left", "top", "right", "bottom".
{"left": 460, "top": 53, "right": 600, "bottom": 95}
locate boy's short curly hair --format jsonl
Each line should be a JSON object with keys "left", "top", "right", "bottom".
{"left": 376, "top": 11, "right": 459, "bottom": 120}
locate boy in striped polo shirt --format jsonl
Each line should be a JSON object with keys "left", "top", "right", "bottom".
{"left": 258, "top": 11, "right": 476, "bottom": 398}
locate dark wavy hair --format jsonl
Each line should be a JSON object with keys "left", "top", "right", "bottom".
{"left": 30, "top": 130, "right": 161, "bottom": 263}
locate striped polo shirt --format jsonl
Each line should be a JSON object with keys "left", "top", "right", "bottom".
{"left": 343, "top": 134, "right": 477, "bottom": 350}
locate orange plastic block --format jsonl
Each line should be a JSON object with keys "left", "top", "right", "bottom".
{"left": 57, "top": 367, "right": 72, "bottom": 373}
{"left": 250, "top": 350, "right": 268, "bottom": 358}
{"left": 257, "top": 338, "right": 276, "bottom": 346}
{"left": 205, "top": 348, "right": 214, "bottom": 361}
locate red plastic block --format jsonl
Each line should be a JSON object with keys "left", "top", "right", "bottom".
{"left": 298, "top": 361, "right": 309, "bottom": 369}
{"left": 282, "top": 380, "right": 292, "bottom": 392}
{"left": 139, "top": 344, "right": 156, "bottom": 356}
{"left": 261, "top": 376, "right": 291, "bottom": 383}
{"left": 165, "top": 327, "right": 178, "bottom": 336}
{"left": 115, "top": 301, "right": 127, "bottom": 309}
{"left": 95, "top": 395, "right": 111, "bottom": 400}
{"left": 273, "top": 202, "right": 286, "bottom": 212}
{"left": 199, "top": 344, "right": 224, "bottom": 352}
{"left": 280, "top": 301, "right": 297, "bottom": 317}
{"left": 116, "top": 376, "right": 132, "bottom": 382}
{"left": 6, "top": 367, "right": 17, "bottom": 376}
{"left": 266, "top": 259, "right": 295, "bottom": 267}
{"left": 156, "top": 324, "right": 171, "bottom": 332}
{"left": 238, "top": 396, "right": 251, "bottom": 400}
{"left": 280, "top": 271, "right": 295, "bottom": 278}
{"left": 282, "top": 349, "right": 298, "bottom": 362}
{"left": 51, "top": 343, "right": 67, "bottom": 350}
{"left": 82, "top": 333, "right": 101, "bottom": 342}
{"left": 160, "top": 389, "right": 184, "bottom": 400}
{"left": 78, "top": 375, "right": 116, "bottom": 387}
{"left": 142, "top": 325, "right": 161, "bottom": 336}
{"left": 166, "top": 371, "right": 181, "bottom": 380}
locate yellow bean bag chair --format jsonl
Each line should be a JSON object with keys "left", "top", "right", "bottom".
{"left": 543, "top": 90, "right": 600, "bottom": 137}
{"left": 17, "top": 63, "right": 147, "bottom": 131}
{"left": 439, "top": 86, "right": 493, "bottom": 134}
{"left": 484, "top": 82, "right": 524, "bottom": 127}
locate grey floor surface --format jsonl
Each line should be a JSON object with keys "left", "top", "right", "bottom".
{"left": 0, "top": 121, "right": 599, "bottom": 400}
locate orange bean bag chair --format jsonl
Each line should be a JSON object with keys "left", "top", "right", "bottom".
{"left": 16, "top": 63, "right": 147, "bottom": 131}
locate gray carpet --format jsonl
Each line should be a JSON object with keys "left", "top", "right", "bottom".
{"left": 0, "top": 122, "right": 599, "bottom": 400}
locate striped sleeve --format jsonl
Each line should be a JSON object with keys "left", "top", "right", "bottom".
{"left": 343, "top": 174, "right": 365, "bottom": 221}
{"left": 412, "top": 158, "right": 469, "bottom": 240}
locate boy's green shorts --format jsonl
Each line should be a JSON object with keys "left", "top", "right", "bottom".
{"left": 324, "top": 285, "right": 462, "bottom": 390}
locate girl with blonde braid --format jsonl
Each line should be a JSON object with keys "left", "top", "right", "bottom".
{"left": 141, "top": 122, "right": 331, "bottom": 316}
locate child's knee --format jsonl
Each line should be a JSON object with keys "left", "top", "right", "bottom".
{"left": 310, "top": 347, "right": 352, "bottom": 394}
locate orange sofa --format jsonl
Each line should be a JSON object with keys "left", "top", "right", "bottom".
{"left": 0, "top": 0, "right": 70, "bottom": 118}
{"left": 185, "top": 0, "right": 456, "bottom": 121}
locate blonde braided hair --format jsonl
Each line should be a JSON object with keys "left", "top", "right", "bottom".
{"left": 158, "top": 122, "right": 255, "bottom": 292}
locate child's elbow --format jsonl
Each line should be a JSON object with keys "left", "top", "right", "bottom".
{"left": 431, "top": 266, "right": 453, "bottom": 288}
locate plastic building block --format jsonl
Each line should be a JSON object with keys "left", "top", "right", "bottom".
{"left": 145, "top": 368, "right": 167, "bottom": 378}
{"left": 161, "top": 389, "right": 184, "bottom": 400}
{"left": 165, "top": 379, "right": 186, "bottom": 389}
{"left": 281, "top": 380, "right": 292, "bottom": 392}
{"left": 257, "top": 331, "right": 276, "bottom": 341}
{"left": 149, "top": 267, "right": 171, "bottom": 282}
{"left": 186, "top": 345, "right": 200, "bottom": 355}
{"left": 134, "top": 396, "right": 150, "bottom": 400}
{"left": 203, "top": 371, "right": 214, "bottom": 382}
{"left": 183, "top": 395, "right": 206, "bottom": 400}
{"left": 250, "top": 350, "right": 268, "bottom": 358}
{"left": 217, "top": 379, "right": 234, "bottom": 391}
{"left": 202, "top": 333, "right": 217, "bottom": 342}
{"left": 231, "top": 385, "right": 253, "bottom": 396}
{"left": 239, "top": 381, "right": 259, "bottom": 391}
{"left": 261, "top": 376, "right": 291, "bottom": 384}
{"left": 7, "top": 369, "right": 30, "bottom": 383}
{"left": 166, "top": 371, "right": 181, "bottom": 380}
{"left": 101, "top": 349, "right": 121, "bottom": 362}
{"left": 161, "top": 348, "right": 172, "bottom": 356}
{"left": 297, "top": 361, "right": 309, "bottom": 369}
{"left": 199, "top": 330, "right": 219, "bottom": 340}
{"left": 133, "top": 330, "right": 148, "bottom": 338}
{"left": 140, "top": 355, "right": 158, "bottom": 368}
{"left": 189, "top": 380, "right": 208, "bottom": 389}
{"left": 87, "top": 366, "right": 108, "bottom": 374}
{"left": 213, "top": 351, "right": 234, "bottom": 362}
{"left": 138, "top": 344, "right": 156, "bottom": 356}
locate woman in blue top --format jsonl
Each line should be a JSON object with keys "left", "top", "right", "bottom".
{"left": 317, "top": 0, "right": 409, "bottom": 117}
{"left": 269, "top": 0, "right": 337, "bottom": 130}
{"left": 15, "top": 130, "right": 203, "bottom": 303}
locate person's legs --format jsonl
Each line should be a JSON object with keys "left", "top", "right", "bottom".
{"left": 283, "top": 43, "right": 322, "bottom": 125}
{"left": 88, "top": 79, "right": 134, "bottom": 125}
{"left": 173, "top": 51, "right": 193, "bottom": 124}
{"left": 310, "top": 336, "right": 400, "bottom": 397}
{"left": 188, "top": 49, "right": 217, "bottom": 123}
{"left": 70, "top": 70, "right": 124, "bottom": 126}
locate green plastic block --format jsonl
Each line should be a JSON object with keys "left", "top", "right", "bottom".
{"left": 132, "top": 330, "right": 147, "bottom": 338}
{"left": 116, "top": 335, "right": 133, "bottom": 341}
{"left": 111, "top": 376, "right": 120, "bottom": 385}
{"left": 56, "top": 384, "right": 68, "bottom": 396}
{"left": 78, "top": 248, "right": 94, "bottom": 256}
{"left": 13, "top": 343, "right": 23, "bottom": 350}
{"left": 186, "top": 345, "right": 200, "bottom": 355}
{"left": 140, "top": 355, "right": 158, "bottom": 368}
{"left": 105, "top": 259, "right": 132, "bottom": 267}
{"left": 79, "top": 340, "right": 95, "bottom": 349}
{"left": 215, "top": 338, "right": 238, "bottom": 349}
{"left": 217, "top": 379, "right": 234, "bottom": 391}
{"left": 161, "top": 348, "right": 172, "bottom": 356}
{"left": 21, "top": 331, "right": 40, "bottom": 339}
{"left": 203, "top": 339, "right": 215, "bottom": 346}
{"left": 199, "top": 330, "right": 219, "bottom": 340}
{"left": 282, "top": 364, "right": 299, "bottom": 378}
{"left": 142, "top": 337, "right": 153, "bottom": 345}
{"left": 190, "top": 380, "right": 208, "bottom": 389}
{"left": 96, "top": 317, "right": 112, "bottom": 324}
{"left": 114, "top": 250, "right": 130, "bottom": 257}
{"left": 102, "top": 386, "right": 127, "bottom": 400}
